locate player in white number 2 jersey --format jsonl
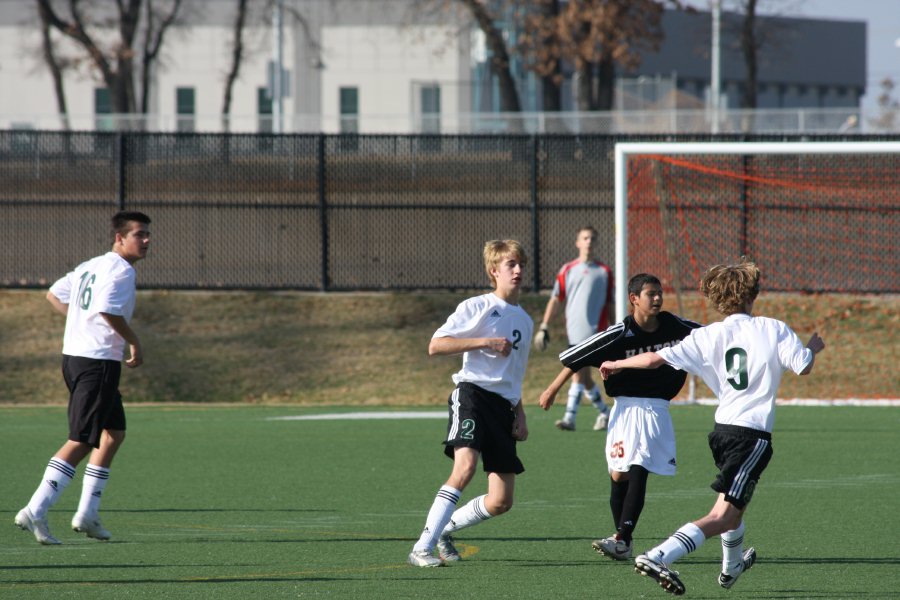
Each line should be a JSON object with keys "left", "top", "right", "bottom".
{"left": 15, "top": 211, "right": 151, "bottom": 545}
{"left": 601, "top": 258, "right": 825, "bottom": 596}
{"left": 408, "top": 240, "right": 533, "bottom": 567}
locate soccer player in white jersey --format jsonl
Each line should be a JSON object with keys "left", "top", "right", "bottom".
{"left": 540, "top": 274, "right": 699, "bottom": 562}
{"left": 408, "top": 239, "right": 533, "bottom": 567}
{"left": 600, "top": 258, "right": 825, "bottom": 595}
{"left": 15, "top": 211, "right": 151, "bottom": 545}
{"left": 533, "top": 225, "right": 613, "bottom": 432}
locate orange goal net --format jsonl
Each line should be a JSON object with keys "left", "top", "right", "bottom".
{"left": 613, "top": 141, "right": 900, "bottom": 321}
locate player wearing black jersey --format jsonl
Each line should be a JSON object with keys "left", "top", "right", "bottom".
{"left": 540, "top": 274, "right": 698, "bottom": 561}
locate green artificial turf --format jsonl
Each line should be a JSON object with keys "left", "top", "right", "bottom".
{"left": 2, "top": 404, "right": 897, "bottom": 599}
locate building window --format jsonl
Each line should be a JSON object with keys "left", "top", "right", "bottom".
{"left": 340, "top": 87, "right": 359, "bottom": 134}
{"left": 94, "top": 88, "right": 113, "bottom": 131}
{"left": 339, "top": 87, "right": 359, "bottom": 151}
{"left": 176, "top": 87, "right": 195, "bottom": 133}
{"left": 257, "top": 87, "right": 273, "bottom": 134}
{"left": 420, "top": 85, "right": 441, "bottom": 134}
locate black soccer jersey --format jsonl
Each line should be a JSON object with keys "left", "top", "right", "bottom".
{"left": 559, "top": 311, "right": 700, "bottom": 400}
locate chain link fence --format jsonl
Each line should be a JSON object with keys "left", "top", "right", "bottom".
{"left": 1, "top": 131, "right": 896, "bottom": 293}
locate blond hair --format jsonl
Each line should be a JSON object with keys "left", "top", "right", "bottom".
{"left": 483, "top": 239, "right": 527, "bottom": 288}
{"left": 700, "top": 257, "right": 760, "bottom": 316}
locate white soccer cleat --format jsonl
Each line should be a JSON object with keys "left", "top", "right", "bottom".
{"left": 592, "top": 535, "right": 633, "bottom": 560}
{"left": 15, "top": 507, "right": 61, "bottom": 545}
{"left": 635, "top": 553, "right": 686, "bottom": 595}
{"left": 718, "top": 547, "right": 756, "bottom": 589}
{"left": 555, "top": 418, "right": 576, "bottom": 431}
{"left": 71, "top": 513, "right": 112, "bottom": 541}
{"left": 407, "top": 550, "right": 444, "bottom": 567}
{"left": 437, "top": 534, "right": 461, "bottom": 562}
{"left": 593, "top": 411, "right": 609, "bottom": 431}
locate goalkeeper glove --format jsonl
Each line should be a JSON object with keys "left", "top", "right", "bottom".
{"left": 533, "top": 323, "right": 550, "bottom": 351}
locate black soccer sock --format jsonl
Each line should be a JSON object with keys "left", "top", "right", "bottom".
{"left": 617, "top": 465, "right": 649, "bottom": 544}
{"left": 609, "top": 477, "right": 629, "bottom": 531}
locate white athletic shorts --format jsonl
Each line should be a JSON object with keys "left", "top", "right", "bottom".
{"left": 605, "top": 397, "right": 676, "bottom": 476}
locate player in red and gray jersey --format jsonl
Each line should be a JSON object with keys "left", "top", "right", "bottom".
{"left": 534, "top": 225, "right": 613, "bottom": 432}
{"left": 540, "top": 274, "right": 699, "bottom": 563}
{"left": 601, "top": 259, "right": 825, "bottom": 596}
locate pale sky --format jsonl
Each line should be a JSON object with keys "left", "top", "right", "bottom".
{"left": 759, "top": 0, "right": 900, "bottom": 112}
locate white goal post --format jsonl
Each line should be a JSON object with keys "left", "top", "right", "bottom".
{"left": 613, "top": 140, "right": 900, "bottom": 322}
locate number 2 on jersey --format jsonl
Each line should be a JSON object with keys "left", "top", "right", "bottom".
{"left": 725, "top": 347, "right": 749, "bottom": 390}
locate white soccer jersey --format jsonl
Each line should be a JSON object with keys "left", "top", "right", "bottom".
{"left": 657, "top": 313, "right": 813, "bottom": 432}
{"left": 49, "top": 251, "right": 137, "bottom": 361}
{"left": 433, "top": 293, "right": 534, "bottom": 405}
{"left": 551, "top": 259, "right": 613, "bottom": 344}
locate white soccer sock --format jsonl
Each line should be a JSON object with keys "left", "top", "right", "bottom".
{"left": 565, "top": 383, "right": 585, "bottom": 420}
{"left": 76, "top": 464, "right": 110, "bottom": 518}
{"left": 646, "top": 522, "right": 706, "bottom": 565}
{"left": 412, "top": 485, "right": 461, "bottom": 553}
{"left": 721, "top": 520, "right": 746, "bottom": 575}
{"left": 27, "top": 458, "right": 76, "bottom": 518}
{"left": 442, "top": 494, "right": 492, "bottom": 535}
{"left": 584, "top": 385, "right": 606, "bottom": 411}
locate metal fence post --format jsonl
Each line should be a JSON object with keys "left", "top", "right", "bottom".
{"left": 116, "top": 133, "right": 127, "bottom": 210}
{"left": 530, "top": 135, "right": 541, "bottom": 292}
{"left": 317, "top": 134, "right": 329, "bottom": 291}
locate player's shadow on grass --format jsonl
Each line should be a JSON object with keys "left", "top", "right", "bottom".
{"left": 94, "top": 508, "right": 334, "bottom": 513}
{"left": 4, "top": 576, "right": 350, "bottom": 586}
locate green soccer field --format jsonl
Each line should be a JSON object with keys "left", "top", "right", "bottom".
{"left": 2, "top": 404, "right": 898, "bottom": 599}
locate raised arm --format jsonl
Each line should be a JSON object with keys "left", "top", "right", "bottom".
{"left": 799, "top": 332, "right": 825, "bottom": 375}
{"left": 599, "top": 351, "right": 667, "bottom": 380}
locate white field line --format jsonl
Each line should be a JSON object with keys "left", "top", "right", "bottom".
{"left": 267, "top": 411, "right": 446, "bottom": 421}
{"left": 676, "top": 398, "right": 900, "bottom": 407}
{"left": 268, "top": 399, "right": 900, "bottom": 422}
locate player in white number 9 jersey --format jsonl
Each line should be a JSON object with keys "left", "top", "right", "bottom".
{"left": 600, "top": 258, "right": 825, "bottom": 596}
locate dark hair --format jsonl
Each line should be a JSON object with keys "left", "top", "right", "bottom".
{"left": 628, "top": 273, "right": 661, "bottom": 296}
{"left": 111, "top": 211, "right": 151, "bottom": 242}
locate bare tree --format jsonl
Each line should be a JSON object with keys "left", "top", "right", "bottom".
{"left": 222, "top": 0, "right": 250, "bottom": 129}
{"left": 35, "top": 0, "right": 183, "bottom": 115}
{"left": 519, "top": 0, "right": 563, "bottom": 112}
{"left": 722, "top": 0, "right": 797, "bottom": 110}
{"left": 737, "top": 0, "right": 758, "bottom": 108}
{"left": 36, "top": 1, "right": 70, "bottom": 129}
{"left": 459, "top": 0, "right": 523, "bottom": 113}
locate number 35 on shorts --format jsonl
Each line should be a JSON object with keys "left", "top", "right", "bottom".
{"left": 609, "top": 440, "right": 625, "bottom": 458}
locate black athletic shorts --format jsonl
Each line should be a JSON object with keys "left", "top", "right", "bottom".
{"left": 708, "top": 423, "right": 773, "bottom": 509}
{"left": 62, "top": 355, "right": 127, "bottom": 448}
{"left": 443, "top": 382, "right": 525, "bottom": 475}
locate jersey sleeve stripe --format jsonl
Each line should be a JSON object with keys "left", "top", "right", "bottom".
{"left": 559, "top": 322, "right": 625, "bottom": 366}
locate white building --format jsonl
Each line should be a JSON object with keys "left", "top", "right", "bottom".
{"left": 0, "top": 0, "right": 472, "bottom": 133}
{"left": 0, "top": 1, "right": 872, "bottom": 134}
